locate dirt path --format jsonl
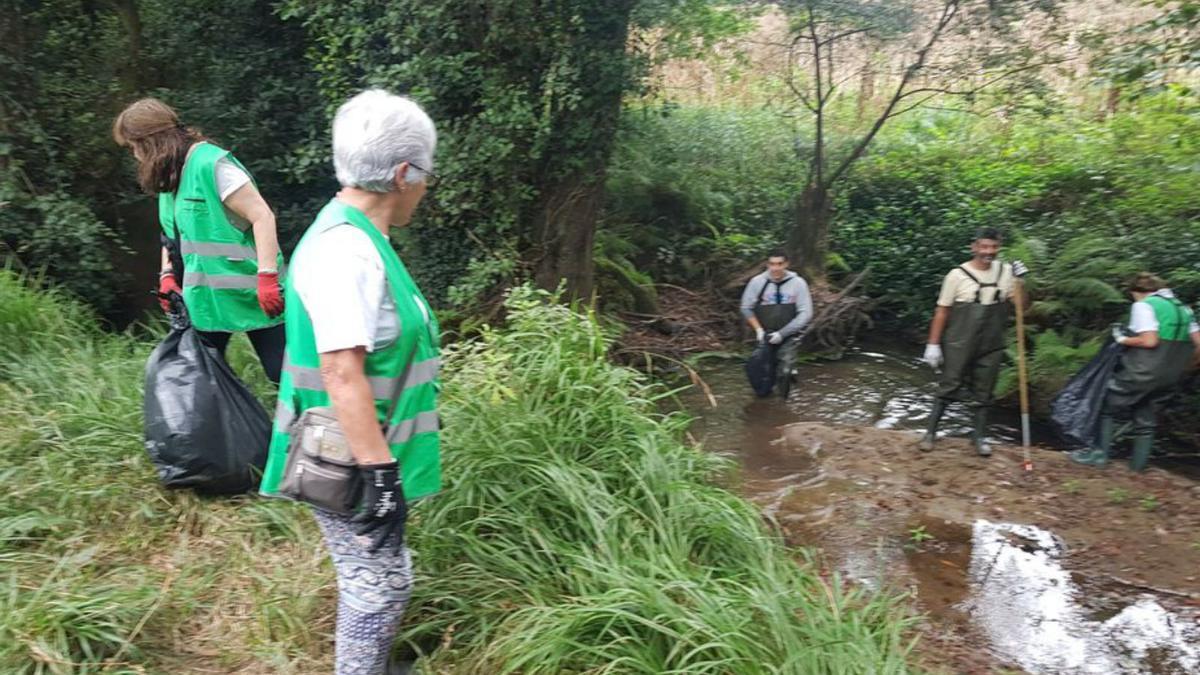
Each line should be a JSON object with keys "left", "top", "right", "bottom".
{"left": 744, "top": 422, "right": 1200, "bottom": 674}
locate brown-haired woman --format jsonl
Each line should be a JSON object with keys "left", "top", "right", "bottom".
{"left": 114, "top": 98, "right": 286, "bottom": 382}
{"left": 1072, "top": 272, "right": 1200, "bottom": 470}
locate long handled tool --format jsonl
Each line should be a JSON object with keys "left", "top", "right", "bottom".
{"left": 1014, "top": 279, "right": 1033, "bottom": 474}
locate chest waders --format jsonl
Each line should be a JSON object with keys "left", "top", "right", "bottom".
{"left": 1099, "top": 295, "right": 1197, "bottom": 471}
{"left": 158, "top": 143, "right": 284, "bottom": 333}
{"left": 920, "top": 264, "right": 1010, "bottom": 456}
{"left": 752, "top": 277, "right": 801, "bottom": 398}
{"left": 259, "top": 199, "right": 442, "bottom": 501}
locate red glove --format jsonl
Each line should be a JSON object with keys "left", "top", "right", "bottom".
{"left": 257, "top": 271, "right": 284, "bottom": 318}
{"left": 158, "top": 272, "right": 182, "bottom": 313}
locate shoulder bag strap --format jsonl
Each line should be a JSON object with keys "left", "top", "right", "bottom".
{"left": 753, "top": 277, "right": 772, "bottom": 310}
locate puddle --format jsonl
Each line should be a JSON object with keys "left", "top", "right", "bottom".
{"left": 966, "top": 520, "right": 1200, "bottom": 674}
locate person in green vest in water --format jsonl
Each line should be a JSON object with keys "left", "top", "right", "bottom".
{"left": 260, "top": 89, "right": 441, "bottom": 675}
{"left": 1071, "top": 273, "right": 1200, "bottom": 471}
{"left": 113, "top": 98, "right": 286, "bottom": 382}
{"left": 739, "top": 250, "right": 813, "bottom": 398}
{"left": 919, "top": 228, "right": 1028, "bottom": 456}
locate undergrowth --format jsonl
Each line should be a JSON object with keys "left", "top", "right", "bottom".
{"left": 0, "top": 271, "right": 915, "bottom": 673}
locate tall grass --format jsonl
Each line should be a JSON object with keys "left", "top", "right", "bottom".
{"left": 0, "top": 272, "right": 915, "bottom": 672}
{"left": 405, "top": 286, "right": 915, "bottom": 673}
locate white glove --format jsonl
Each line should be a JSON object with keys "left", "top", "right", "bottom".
{"left": 1011, "top": 259, "right": 1028, "bottom": 278}
{"left": 768, "top": 331, "right": 784, "bottom": 345}
{"left": 922, "top": 344, "right": 943, "bottom": 368}
{"left": 755, "top": 327, "right": 765, "bottom": 342}
{"left": 1111, "top": 325, "right": 1129, "bottom": 345}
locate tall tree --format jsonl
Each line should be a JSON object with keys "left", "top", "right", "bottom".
{"left": 282, "top": 0, "right": 740, "bottom": 303}
{"left": 776, "top": 0, "right": 1065, "bottom": 278}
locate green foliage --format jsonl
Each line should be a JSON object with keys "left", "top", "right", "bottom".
{"left": 603, "top": 105, "right": 803, "bottom": 285}
{"left": 835, "top": 101, "right": 1200, "bottom": 327}
{"left": 1, "top": 0, "right": 328, "bottom": 322}
{"left": 281, "top": 0, "right": 745, "bottom": 303}
{"left": 907, "top": 525, "right": 934, "bottom": 545}
{"left": 0, "top": 271, "right": 914, "bottom": 671}
{"left": 406, "top": 285, "right": 915, "bottom": 672}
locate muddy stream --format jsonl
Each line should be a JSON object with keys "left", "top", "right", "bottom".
{"left": 678, "top": 342, "right": 1200, "bottom": 674}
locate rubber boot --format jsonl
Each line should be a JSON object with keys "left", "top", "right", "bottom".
{"left": 972, "top": 407, "right": 992, "bottom": 457}
{"left": 1129, "top": 434, "right": 1154, "bottom": 473}
{"left": 1070, "top": 415, "right": 1112, "bottom": 467}
{"left": 918, "top": 399, "right": 946, "bottom": 452}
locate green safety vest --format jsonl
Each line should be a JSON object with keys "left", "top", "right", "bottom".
{"left": 158, "top": 142, "right": 284, "bottom": 332}
{"left": 259, "top": 199, "right": 442, "bottom": 501}
{"left": 1144, "top": 295, "right": 1195, "bottom": 342}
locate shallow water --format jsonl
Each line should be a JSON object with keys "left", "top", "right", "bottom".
{"left": 679, "top": 342, "right": 1200, "bottom": 674}
{"left": 687, "top": 339, "right": 1048, "bottom": 448}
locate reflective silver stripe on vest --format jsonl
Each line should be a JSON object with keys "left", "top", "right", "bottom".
{"left": 180, "top": 241, "right": 259, "bottom": 259}
{"left": 183, "top": 271, "right": 258, "bottom": 290}
{"left": 275, "top": 398, "right": 296, "bottom": 430}
{"left": 385, "top": 410, "right": 440, "bottom": 445}
{"left": 284, "top": 357, "right": 440, "bottom": 399}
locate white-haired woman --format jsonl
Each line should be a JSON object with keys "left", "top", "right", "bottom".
{"left": 260, "top": 89, "right": 442, "bottom": 675}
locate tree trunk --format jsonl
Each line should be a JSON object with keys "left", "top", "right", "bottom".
{"left": 528, "top": 0, "right": 634, "bottom": 301}
{"left": 786, "top": 183, "right": 832, "bottom": 281}
{"left": 532, "top": 174, "right": 604, "bottom": 299}
{"left": 856, "top": 49, "right": 876, "bottom": 124}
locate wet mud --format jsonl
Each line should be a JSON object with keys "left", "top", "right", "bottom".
{"left": 681, "top": 345, "right": 1200, "bottom": 674}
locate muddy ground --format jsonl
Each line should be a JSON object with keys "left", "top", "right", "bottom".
{"left": 730, "top": 420, "right": 1200, "bottom": 674}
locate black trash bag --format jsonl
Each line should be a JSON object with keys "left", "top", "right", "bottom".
{"left": 1050, "top": 341, "right": 1123, "bottom": 449}
{"left": 143, "top": 295, "right": 270, "bottom": 494}
{"left": 745, "top": 341, "right": 778, "bottom": 397}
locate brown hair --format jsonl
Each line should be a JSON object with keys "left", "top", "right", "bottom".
{"left": 1128, "top": 272, "right": 1165, "bottom": 294}
{"left": 112, "top": 98, "right": 205, "bottom": 194}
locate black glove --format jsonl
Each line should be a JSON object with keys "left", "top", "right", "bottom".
{"left": 352, "top": 460, "right": 407, "bottom": 555}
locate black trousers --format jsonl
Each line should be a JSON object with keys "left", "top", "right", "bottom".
{"left": 197, "top": 324, "right": 285, "bottom": 384}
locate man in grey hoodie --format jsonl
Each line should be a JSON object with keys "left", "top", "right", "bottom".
{"left": 740, "top": 250, "right": 814, "bottom": 395}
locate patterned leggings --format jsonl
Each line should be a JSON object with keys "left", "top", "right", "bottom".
{"left": 312, "top": 509, "right": 413, "bottom": 675}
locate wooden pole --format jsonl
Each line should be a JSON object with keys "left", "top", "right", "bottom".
{"left": 1014, "top": 279, "right": 1033, "bottom": 472}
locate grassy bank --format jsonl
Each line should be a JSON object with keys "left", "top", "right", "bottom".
{"left": 0, "top": 271, "right": 915, "bottom": 673}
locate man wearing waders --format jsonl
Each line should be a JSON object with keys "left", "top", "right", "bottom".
{"left": 919, "top": 229, "right": 1028, "bottom": 456}
{"left": 1071, "top": 273, "right": 1200, "bottom": 471}
{"left": 740, "top": 250, "right": 814, "bottom": 398}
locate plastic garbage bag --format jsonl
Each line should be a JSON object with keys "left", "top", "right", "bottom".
{"left": 143, "top": 295, "right": 270, "bottom": 493}
{"left": 745, "top": 341, "right": 777, "bottom": 397}
{"left": 1050, "top": 341, "right": 1123, "bottom": 449}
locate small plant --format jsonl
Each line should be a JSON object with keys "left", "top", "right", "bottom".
{"left": 1191, "top": 541, "right": 1200, "bottom": 552}
{"left": 1140, "top": 495, "right": 1160, "bottom": 512}
{"left": 1062, "top": 480, "right": 1082, "bottom": 494}
{"left": 908, "top": 525, "right": 934, "bottom": 545}
{"left": 1107, "top": 488, "right": 1130, "bottom": 504}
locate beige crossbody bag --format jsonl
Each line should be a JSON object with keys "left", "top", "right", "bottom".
{"left": 278, "top": 342, "right": 418, "bottom": 514}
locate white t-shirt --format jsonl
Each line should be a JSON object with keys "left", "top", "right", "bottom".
{"left": 1128, "top": 289, "right": 1200, "bottom": 335}
{"left": 290, "top": 224, "right": 400, "bottom": 354}
{"left": 215, "top": 157, "right": 253, "bottom": 230}
{"left": 936, "top": 262, "right": 1015, "bottom": 306}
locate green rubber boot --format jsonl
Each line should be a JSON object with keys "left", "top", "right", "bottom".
{"left": 918, "top": 399, "right": 947, "bottom": 452}
{"left": 1129, "top": 434, "right": 1154, "bottom": 472}
{"left": 972, "top": 407, "right": 992, "bottom": 457}
{"left": 1070, "top": 415, "right": 1112, "bottom": 467}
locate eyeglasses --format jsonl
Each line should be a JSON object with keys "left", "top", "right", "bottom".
{"left": 408, "top": 162, "right": 439, "bottom": 188}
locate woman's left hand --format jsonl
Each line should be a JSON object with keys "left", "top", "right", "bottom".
{"left": 257, "top": 271, "right": 284, "bottom": 317}
{"left": 353, "top": 460, "right": 407, "bottom": 555}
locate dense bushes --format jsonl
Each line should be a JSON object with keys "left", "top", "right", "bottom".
{"left": 0, "top": 271, "right": 914, "bottom": 672}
